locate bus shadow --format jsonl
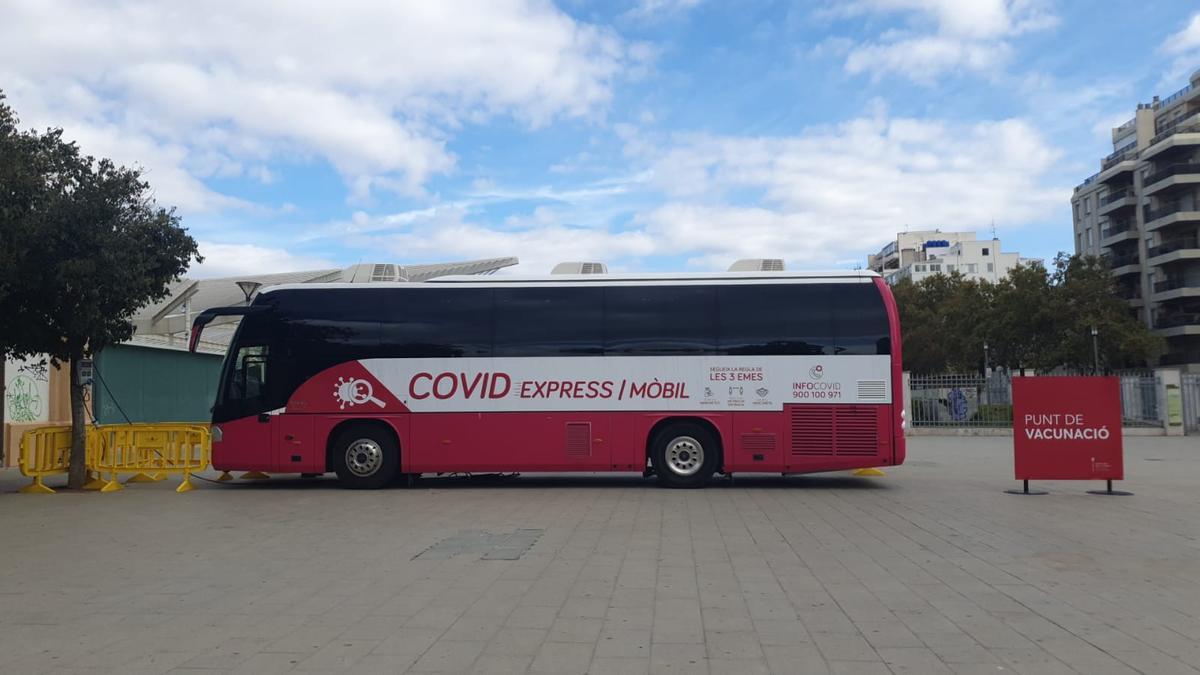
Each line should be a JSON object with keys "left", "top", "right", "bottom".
{"left": 204, "top": 472, "right": 893, "bottom": 491}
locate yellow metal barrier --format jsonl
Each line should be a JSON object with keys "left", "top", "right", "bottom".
{"left": 88, "top": 424, "right": 211, "bottom": 493}
{"left": 17, "top": 425, "right": 73, "bottom": 494}
{"left": 17, "top": 423, "right": 211, "bottom": 494}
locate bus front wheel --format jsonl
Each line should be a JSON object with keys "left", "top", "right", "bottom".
{"left": 332, "top": 426, "right": 400, "bottom": 489}
{"left": 651, "top": 423, "right": 718, "bottom": 489}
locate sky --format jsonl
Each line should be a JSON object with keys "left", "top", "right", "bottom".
{"left": 2, "top": 0, "right": 1200, "bottom": 277}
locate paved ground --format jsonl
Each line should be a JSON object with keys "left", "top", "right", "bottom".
{"left": 1, "top": 436, "right": 1199, "bottom": 675}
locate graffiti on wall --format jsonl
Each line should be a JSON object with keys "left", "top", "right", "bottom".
{"left": 5, "top": 356, "right": 51, "bottom": 423}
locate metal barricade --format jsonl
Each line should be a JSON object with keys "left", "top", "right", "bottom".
{"left": 909, "top": 373, "right": 1012, "bottom": 427}
{"left": 1183, "top": 373, "right": 1200, "bottom": 435}
{"left": 89, "top": 424, "right": 211, "bottom": 493}
{"left": 16, "top": 425, "right": 73, "bottom": 493}
{"left": 1117, "top": 373, "right": 1161, "bottom": 428}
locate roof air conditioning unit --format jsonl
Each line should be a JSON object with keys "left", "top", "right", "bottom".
{"left": 552, "top": 261, "right": 608, "bottom": 275}
{"left": 728, "top": 258, "right": 785, "bottom": 272}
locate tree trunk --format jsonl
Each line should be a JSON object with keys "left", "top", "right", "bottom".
{"left": 67, "top": 355, "right": 88, "bottom": 489}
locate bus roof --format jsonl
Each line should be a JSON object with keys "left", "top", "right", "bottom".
{"left": 258, "top": 270, "right": 881, "bottom": 295}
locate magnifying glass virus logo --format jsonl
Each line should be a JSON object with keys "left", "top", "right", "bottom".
{"left": 334, "top": 376, "right": 386, "bottom": 409}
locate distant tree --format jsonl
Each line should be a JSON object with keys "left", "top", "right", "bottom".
{"left": 893, "top": 272, "right": 992, "bottom": 372}
{"left": 891, "top": 254, "right": 1159, "bottom": 374}
{"left": 0, "top": 91, "right": 201, "bottom": 488}
{"left": 986, "top": 261, "right": 1057, "bottom": 371}
{"left": 1045, "top": 253, "right": 1161, "bottom": 370}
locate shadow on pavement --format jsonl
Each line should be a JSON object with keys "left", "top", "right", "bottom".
{"left": 201, "top": 472, "right": 894, "bottom": 492}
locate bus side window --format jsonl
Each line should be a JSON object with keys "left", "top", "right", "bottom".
{"left": 605, "top": 285, "right": 717, "bottom": 355}
{"left": 717, "top": 284, "right": 833, "bottom": 355}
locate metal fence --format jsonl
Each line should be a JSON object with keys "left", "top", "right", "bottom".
{"left": 909, "top": 373, "right": 1014, "bottom": 427}
{"left": 1117, "top": 372, "right": 1162, "bottom": 428}
{"left": 1183, "top": 373, "right": 1200, "bottom": 435}
{"left": 909, "top": 372, "right": 1162, "bottom": 428}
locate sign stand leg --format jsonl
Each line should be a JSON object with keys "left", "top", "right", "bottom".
{"left": 1005, "top": 479, "right": 1048, "bottom": 495}
{"left": 1087, "top": 479, "right": 1132, "bottom": 496}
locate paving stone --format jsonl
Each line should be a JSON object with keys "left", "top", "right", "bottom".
{"left": 3, "top": 436, "right": 1199, "bottom": 675}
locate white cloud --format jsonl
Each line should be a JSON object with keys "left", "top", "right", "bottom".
{"left": 626, "top": 113, "right": 1065, "bottom": 267}
{"left": 835, "top": 0, "right": 1057, "bottom": 83}
{"left": 626, "top": 0, "right": 703, "bottom": 19}
{"left": 348, "top": 206, "right": 656, "bottom": 274}
{"left": 326, "top": 110, "right": 1065, "bottom": 272}
{"left": 0, "top": 0, "right": 630, "bottom": 211}
{"left": 1164, "top": 12, "right": 1200, "bottom": 53}
{"left": 1161, "top": 12, "right": 1200, "bottom": 85}
{"left": 189, "top": 242, "right": 335, "bottom": 279}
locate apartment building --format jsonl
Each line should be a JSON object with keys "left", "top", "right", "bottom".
{"left": 868, "top": 231, "right": 1026, "bottom": 285}
{"left": 1072, "top": 69, "right": 1200, "bottom": 367}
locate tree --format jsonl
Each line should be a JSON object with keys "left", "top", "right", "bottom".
{"left": 891, "top": 254, "right": 1160, "bottom": 374}
{"left": 0, "top": 91, "right": 201, "bottom": 488}
{"left": 1046, "top": 253, "right": 1160, "bottom": 370}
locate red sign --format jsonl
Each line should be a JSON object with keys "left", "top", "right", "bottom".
{"left": 1012, "top": 377, "right": 1123, "bottom": 481}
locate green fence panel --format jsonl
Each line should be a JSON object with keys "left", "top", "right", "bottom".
{"left": 93, "top": 345, "right": 223, "bottom": 424}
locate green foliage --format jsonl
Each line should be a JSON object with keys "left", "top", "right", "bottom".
{"left": 971, "top": 404, "right": 1013, "bottom": 425}
{"left": 1, "top": 91, "right": 201, "bottom": 487}
{"left": 0, "top": 90, "right": 201, "bottom": 364}
{"left": 893, "top": 255, "right": 1161, "bottom": 373}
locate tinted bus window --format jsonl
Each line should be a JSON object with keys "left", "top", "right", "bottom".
{"left": 276, "top": 289, "right": 383, "bottom": 356}
{"left": 834, "top": 283, "right": 890, "bottom": 355}
{"left": 381, "top": 288, "right": 493, "bottom": 358}
{"left": 717, "top": 284, "right": 833, "bottom": 355}
{"left": 605, "top": 285, "right": 717, "bottom": 355}
{"left": 494, "top": 287, "right": 603, "bottom": 356}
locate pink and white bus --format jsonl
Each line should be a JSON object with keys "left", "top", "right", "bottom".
{"left": 190, "top": 272, "right": 905, "bottom": 488}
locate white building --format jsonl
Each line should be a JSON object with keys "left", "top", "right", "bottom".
{"left": 868, "top": 231, "right": 1029, "bottom": 285}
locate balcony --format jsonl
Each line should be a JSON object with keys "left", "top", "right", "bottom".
{"left": 1100, "top": 220, "right": 1137, "bottom": 244}
{"left": 1115, "top": 284, "right": 1143, "bottom": 304}
{"left": 1104, "top": 251, "right": 1141, "bottom": 275}
{"left": 1144, "top": 199, "right": 1200, "bottom": 230}
{"left": 1098, "top": 188, "right": 1138, "bottom": 215}
{"left": 1099, "top": 148, "right": 1138, "bottom": 179}
{"left": 1143, "top": 162, "right": 1200, "bottom": 195}
{"left": 1145, "top": 113, "right": 1200, "bottom": 158}
{"left": 1154, "top": 312, "right": 1200, "bottom": 330}
{"left": 1155, "top": 278, "right": 1189, "bottom": 293}
{"left": 1147, "top": 237, "right": 1199, "bottom": 262}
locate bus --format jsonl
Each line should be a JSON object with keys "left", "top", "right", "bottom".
{"left": 190, "top": 272, "right": 905, "bottom": 488}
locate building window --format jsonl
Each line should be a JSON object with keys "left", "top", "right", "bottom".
{"left": 946, "top": 264, "right": 956, "bottom": 272}
{"left": 981, "top": 247, "right": 989, "bottom": 255}
{"left": 1086, "top": 228, "right": 1093, "bottom": 248}
{"left": 966, "top": 264, "right": 977, "bottom": 273}
{"left": 1084, "top": 197, "right": 1091, "bottom": 214}
{"left": 1077, "top": 233, "right": 1083, "bottom": 251}
{"left": 987, "top": 263, "right": 994, "bottom": 272}
{"left": 1073, "top": 204, "right": 1080, "bottom": 221}
{"left": 930, "top": 264, "right": 941, "bottom": 271}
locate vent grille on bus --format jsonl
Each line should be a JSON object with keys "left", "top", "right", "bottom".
{"left": 740, "top": 433, "right": 776, "bottom": 453}
{"left": 857, "top": 380, "right": 887, "bottom": 401}
{"left": 789, "top": 405, "right": 879, "bottom": 457}
{"left": 790, "top": 407, "right": 834, "bottom": 455}
{"left": 565, "top": 422, "right": 592, "bottom": 457}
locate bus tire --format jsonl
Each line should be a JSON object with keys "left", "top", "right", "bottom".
{"left": 331, "top": 425, "right": 400, "bottom": 489}
{"left": 650, "top": 422, "right": 718, "bottom": 489}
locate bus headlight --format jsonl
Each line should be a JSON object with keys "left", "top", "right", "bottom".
{"left": 211, "top": 425, "right": 222, "bottom": 443}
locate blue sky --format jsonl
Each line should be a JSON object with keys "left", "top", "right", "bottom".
{"left": 2, "top": 0, "right": 1199, "bottom": 276}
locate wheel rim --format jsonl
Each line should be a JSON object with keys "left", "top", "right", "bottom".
{"left": 665, "top": 436, "right": 704, "bottom": 476}
{"left": 345, "top": 438, "right": 383, "bottom": 477}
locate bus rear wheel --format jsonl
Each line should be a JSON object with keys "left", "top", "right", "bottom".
{"left": 332, "top": 425, "right": 399, "bottom": 489}
{"left": 651, "top": 423, "right": 718, "bottom": 489}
